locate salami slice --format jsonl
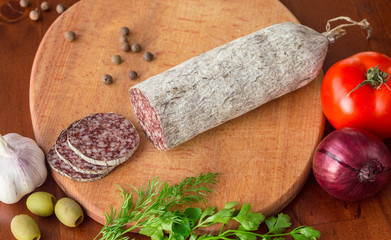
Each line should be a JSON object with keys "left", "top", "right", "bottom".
{"left": 129, "top": 22, "right": 328, "bottom": 151}
{"left": 55, "top": 123, "right": 113, "bottom": 174}
{"left": 47, "top": 146, "right": 108, "bottom": 182}
{"left": 67, "top": 113, "right": 140, "bottom": 166}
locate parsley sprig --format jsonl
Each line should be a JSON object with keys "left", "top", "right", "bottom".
{"left": 95, "top": 172, "right": 320, "bottom": 240}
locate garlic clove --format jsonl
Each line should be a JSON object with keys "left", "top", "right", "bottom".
{"left": 0, "top": 133, "right": 47, "bottom": 204}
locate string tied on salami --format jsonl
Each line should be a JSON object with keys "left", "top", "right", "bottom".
{"left": 323, "top": 16, "right": 372, "bottom": 44}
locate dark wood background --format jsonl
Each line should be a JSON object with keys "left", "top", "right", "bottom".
{"left": 1, "top": 0, "right": 390, "bottom": 239}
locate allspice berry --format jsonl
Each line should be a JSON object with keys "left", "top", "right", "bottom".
{"left": 56, "top": 4, "right": 66, "bottom": 14}
{"left": 64, "top": 31, "right": 76, "bottom": 42}
{"left": 119, "top": 36, "right": 128, "bottom": 43}
{"left": 111, "top": 55, "right": 122, "bottom": 64}
{"left": 29, "top": 9, "right": 40, "bottom": 21}
{"left": 19, "top": 0, "right": 29, "bottom": 8}
{"left": 143, "top": 52, "right": 154, "bottom": 62}
{"left": 128, "top": 71, "right": 138, "bottom": 80}
{"left": 41, "top": 2, "right": 50, "bottom": 11}
{"left": 131, "top": 43, "right": 141, "bottom": 53}
{"left": 121, "top": 42, "right": 130, "bottom": 52}
{"left": 120, "top": 26, "right": 130, "bottom": 36}
{"left": 102, "top": 74, "right": 113, "bottom": 85}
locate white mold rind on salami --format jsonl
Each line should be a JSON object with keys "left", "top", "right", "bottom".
{"left": 67, "top": 113, "right": 140, "bottom": 166}
{"left": 55, "top": 126, "right": 113, "bottom": 175}
{"left": 47, "top": 146, "right": 109, "bottom": 182}
{"left": 129, "top": 22, "right": 329, "bottom": 151}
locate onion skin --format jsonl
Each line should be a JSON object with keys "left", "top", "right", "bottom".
{"left": 313, "top": 128, "right": 391, "bottom": 201}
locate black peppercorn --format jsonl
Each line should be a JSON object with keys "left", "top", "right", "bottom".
{"left": 128, "top": 71, "right": 138, "bottom": 80}
{"left": 29, "top": 9, "right": 40, "bottom": 21}
{"left": 102, "top": 74, "right": 113, "bottom": 85}
{"left": 56, "top": 4, "right": 66, "bottom": 14}
{"left": 119, "top": 36, "right": 128, "bottom": 43}
{"left": 20, "top": 0, "right": 29, "bottom": 8}
{"left": 121, "top": 42, "right": 130, "bottom": 52}
{"left": 64, "top": 31, "right": 76, "bottom": 42}
{"left": 143, "top": 52, "right": 154, "bottom": 61}
{"left": 111, "top": 55, "right": 122, "bottom": 64}
{"left": 131, "top": 43, "right": 141, "bottom": 53}
{"left": 120, "top": 26, "right": 130, "bottom": 36}
{"left": 41, "top": 2, "right": 50, "bottom": 11}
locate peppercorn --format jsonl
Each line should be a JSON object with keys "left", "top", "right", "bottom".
{"left": 29, "top": 9, "right": 40, "bottom": 21}
{"left": 41, "top": 2, "right": 50, "bottom": 11}
{"left": 64, "top": 31, "right": 76, "bottom": 42}
{"left": 102, "top": 74, "right": 113, "bottom": 85}
{"left": 121, "top": 42, "right": 130, "bottom": 52}
{"left": 111, "top": 55, "right": 122, "bottom": 64}
{"left": 131, "top": 43, "right": 141, "bottom": 53}
{"left": 128, "top": 71, "right": 138, "bottom": 80}
{"left": 56, "top": 4, "right": 66, "bottom": 14}
{"left": 120, "top": 26, "right": 130, "bottom": 36}
{"left": 143, "top": 52, "right": 154, "bottom": 61}
{"left": 19, "top": 0, "right": 29, "bottom": 8}
{"left": 119, "top": 36, "right": 128, "bottom": 43}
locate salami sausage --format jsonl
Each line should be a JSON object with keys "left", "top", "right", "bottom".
{"left": 67, "top": 113, "right": 140, "bottom": 166}
{"left": 55, "top": 123, "right": 113, "bottom": 174}
{"left": 129, "top": 22, "right": 329, "bottom": 151}
{"left": 47, "top": 147, "right": 109, "bottom": 182}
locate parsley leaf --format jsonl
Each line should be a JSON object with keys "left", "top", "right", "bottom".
{"left": 292, "top": 234, "right": 310, "bottom": 240}
{"left": 235, "top": 230, "right": 258, "bottom": 240}
{"left": 233, "top": 203, "right": 265, "bottom": 231}
{"left": 265, "top": 213, "right": 292, "bottom": 234}
{"left": 198, "top": 207, "right": 216, "bottom": 224}
{"left": 183, "top": 207, "right": 203, "bottom": 227}
{"left": 203, "top": 202, "right": 238, "bottom": 224}
{"left": 299, "top": 226, "right": 321, "bottom": 239}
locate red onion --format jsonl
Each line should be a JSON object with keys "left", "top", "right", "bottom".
{"left": 313, "top": 128, "right": 391, "bottom": 201}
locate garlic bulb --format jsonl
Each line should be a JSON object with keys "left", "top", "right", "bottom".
{"left": 0, "top": 133, "right": 47, "bottom": 204}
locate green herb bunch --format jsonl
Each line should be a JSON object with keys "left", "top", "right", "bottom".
{"left": 95, "top": 172, "right": 320, "bottom": 240}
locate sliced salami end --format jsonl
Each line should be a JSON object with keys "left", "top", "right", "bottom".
{"left": 55, "top": 124, "right": 113, "bottom": 174}
{"left": 67, "top": 113, "right": 140, "bottom": 166}
{"left": 129, "top": 88, "right": 166, "bottom": 151}
{"left": 47, "top": 146, "right": 109, "bottom": 182}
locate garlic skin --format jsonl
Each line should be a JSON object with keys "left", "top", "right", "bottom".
{"left": 0, "top": 133, "right": 47, "bottom": 204}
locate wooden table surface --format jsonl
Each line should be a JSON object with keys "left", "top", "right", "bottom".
{"left": 1, "top": 0, "right": 390, "bottom": 239}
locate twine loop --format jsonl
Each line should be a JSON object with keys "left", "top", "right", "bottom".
{"left": 323, "top": 16, "right": 372, "bottom": 44}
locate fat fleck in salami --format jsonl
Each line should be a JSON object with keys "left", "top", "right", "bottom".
{"left": 55, "top": 123, "right": 113, "bottom": 174}
{"left": 67, "top": 113, "right": 140, "bottom": 166}
{"left": 129, "top": 22, "right": 328, "bottom": 151}
{"left": 47, "top": 147, "right": 109, "bottom": 182}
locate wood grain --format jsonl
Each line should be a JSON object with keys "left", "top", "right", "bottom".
{"left": 29, "top": 0, "right": 324, "bottom": 231}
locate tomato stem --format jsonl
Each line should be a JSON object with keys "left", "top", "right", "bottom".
{"left": 347, "top": 65, "right": 391, "bottom": 97}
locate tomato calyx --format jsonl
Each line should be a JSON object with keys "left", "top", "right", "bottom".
{"left": 347, "top": 65, "right": 391, "bottom": 97}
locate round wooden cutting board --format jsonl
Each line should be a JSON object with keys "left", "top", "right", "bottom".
{"left": 30, "top": 0, "right": 325, "bottom": 231}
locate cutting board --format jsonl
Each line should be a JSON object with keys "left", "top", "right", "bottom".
{"left": 30, "top": 0, "right": 325, "bottom": 231}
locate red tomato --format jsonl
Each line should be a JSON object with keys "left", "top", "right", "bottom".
{"left": 321, "top": 51, "right": 391, "bottom": 139}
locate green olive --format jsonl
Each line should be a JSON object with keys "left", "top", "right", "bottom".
{"left": 10, "top": 214, "right": 41, "bottom": 240}
{"left": 54, "top": 197, "right": 84, "bottom": 227}
{"left": 26, "top": 192, "right": 57, "bottom": 217}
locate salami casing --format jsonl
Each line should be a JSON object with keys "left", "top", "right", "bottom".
{"left": 129, "top": 22, "right": 329, "bottom": 151}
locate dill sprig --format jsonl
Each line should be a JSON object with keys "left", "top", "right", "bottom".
{"left": 94, "top": 172, "right": 219, "bottom": 240}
